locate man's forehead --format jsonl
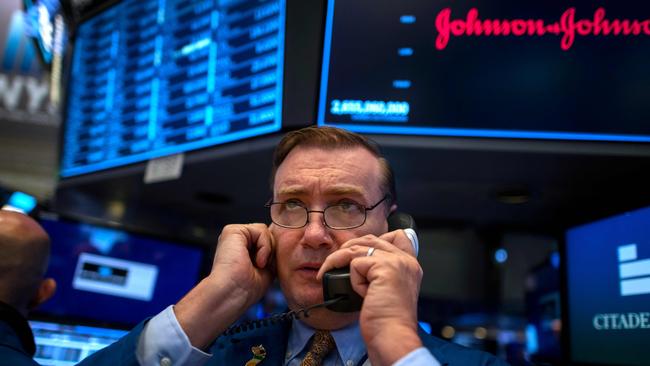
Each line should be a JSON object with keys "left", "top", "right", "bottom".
{"left": 273, "top": 146, "right": 383, "bottom": 199}
{"left": 276, "top": 183, "right": 366, "bottom": 196}
{"left": 279, "top": 145, "right": 379, "bottom": 167}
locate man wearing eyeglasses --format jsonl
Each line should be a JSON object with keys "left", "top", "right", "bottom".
{"left": 82, "top": 126, "right": 508, "bottom": 366}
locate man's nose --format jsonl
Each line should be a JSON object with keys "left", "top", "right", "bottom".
{"left": 302, "top": 211, "right": 331, "bottom": 248}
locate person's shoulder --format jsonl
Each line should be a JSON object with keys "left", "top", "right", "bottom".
{"left": 419, "top": 330, "right": 510, "bottom": 366}
{"left": 0, "top": 344, "right": 40, "bottom": 366}
{"left": 0, "top": 319, "right": 40, "bottom": 366}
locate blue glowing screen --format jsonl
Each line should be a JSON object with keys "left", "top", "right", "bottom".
{"left": 565, "top": 206, "right": 650, "bottom": 365}
{"left": 318, "top": 0, "right": 650, "bottom": 142}
{"left": 37, "top": 215, "right": 204, "bottom": 326}
{"left": 61, "top": 0, "right": 285, "bottom": 177}
{"left": 30, "top": 320, "right": 128, "bottom": 366}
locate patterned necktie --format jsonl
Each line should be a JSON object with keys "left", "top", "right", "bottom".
{"left": 300, "top": 330, "right": 336, "bottom": 366}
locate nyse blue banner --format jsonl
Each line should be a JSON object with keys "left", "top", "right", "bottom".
{"left": 0, "top": 0, "right": 63, "bottom": 125}
{"left": 566, "top": 206, "right": 650, "bottom": 366}
{"left": 318, "top": 0, "right": 650, "bottom": 142}
{"left": 61, "top": 0, "right": 285, "bottom": 177}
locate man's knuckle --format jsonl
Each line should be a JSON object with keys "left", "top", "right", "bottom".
{"left": 222, "top": 224, "right": 238, "bottom": 232}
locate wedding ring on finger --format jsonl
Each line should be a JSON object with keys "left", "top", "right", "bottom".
{"left": 366, "top": 247, "right": 376, "bottom": 257}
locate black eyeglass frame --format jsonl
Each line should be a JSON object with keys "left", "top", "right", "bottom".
{"left": 265, "top": 194, "right": 391, "bottom": 230}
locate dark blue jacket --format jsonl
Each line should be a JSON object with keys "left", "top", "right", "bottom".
{"left": 0, "top": 302, "right": 39, "bottom": 366}
{"left": 81, "top": 319, "right": 509, "bottom": 366}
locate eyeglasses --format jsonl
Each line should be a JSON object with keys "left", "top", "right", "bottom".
{"left": 266, "top": 195, "right": 390, "bottom": 230}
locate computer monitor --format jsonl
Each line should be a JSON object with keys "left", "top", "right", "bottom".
{"left": 525, "top": 253, "right": 561, "bottom": 364}
{"left": 60, "top": 0, "right": 288, "bottom": 177}
{"left": 34, "top": 213, "right": 206, "bottom": 326}
{"left": 29, "top": 319, "right": 128, "bottom": 366}
{"left": 564, "top": 205, "right": 650, "bottom": 366}
{"left": 318, "top": 0, "right": 650, "bottom": 142}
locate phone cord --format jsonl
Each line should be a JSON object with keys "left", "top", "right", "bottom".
{"left": 221, "top": 296, "right": 344, "bottom": 337}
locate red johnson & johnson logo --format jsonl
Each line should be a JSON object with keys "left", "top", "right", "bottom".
{"left": 435, "top": 8, "right": 650, "bottom": 51}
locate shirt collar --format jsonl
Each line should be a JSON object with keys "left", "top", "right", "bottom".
{"left": 286, "top": 319, "right": 366, "bottom": 366}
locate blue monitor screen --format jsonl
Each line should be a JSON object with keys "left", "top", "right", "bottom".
{"left": 565, "top": 206, "right": 650, "bottom": 366}
{"left": 36, "top": 215, "right": 204, "bottom": 326}
{"left": 61, "top": 0, "right": 285, "bottom": 177}
{"left": 318, "top": 0, "right": 650, "bottom": 142}
{"left": 29, "top": 320, "right": 128, "bottom": 366}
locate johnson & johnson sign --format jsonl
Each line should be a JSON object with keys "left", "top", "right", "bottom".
{"left": 435, "top": 8, "right": 650, "bottom": 51}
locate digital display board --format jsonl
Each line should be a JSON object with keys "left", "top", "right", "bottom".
{"left": 61, "top": 0, "right": 285, "bottom": 177}
{"left": 36, "top": 215, "right": 204, "bottom": 326}
{"left": 30, "top": 320, "right": 128, "bottom": 366}
{"left": 565, "top": 206, "right": 650, "bottom": 366}
{"left": 318, "top": 0, "right": 650, "bottom": 142}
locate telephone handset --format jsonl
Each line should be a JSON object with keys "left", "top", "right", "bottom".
{"left": 322, "top": 212, "right": 417, "bottom": 312}
{"left": 221, "top": 212, "right": 417, "bottom": 337}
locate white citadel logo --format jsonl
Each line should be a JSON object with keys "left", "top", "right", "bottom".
{"left": 592, "top": 244, "right": 650, "bottom": 331}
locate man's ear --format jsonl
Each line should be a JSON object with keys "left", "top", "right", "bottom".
{"left": 383, "top": 204, "right": 398, "bottom": 232}
{"left": 28, "top": 278, "right": 57, "bottom": 310}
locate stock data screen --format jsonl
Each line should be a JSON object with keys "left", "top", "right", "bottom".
{"left": 62, "top": 0, "right": 285, "bottom": 177}
{"left": 318, "top": 0, "right": 650, "bottom": 142}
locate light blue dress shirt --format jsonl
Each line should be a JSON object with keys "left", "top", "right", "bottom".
{"left": 136, "top": 305, "right": 440, "bottom": 366}
{"left": 284, "top": 319, "right": 367, "bottom": 366}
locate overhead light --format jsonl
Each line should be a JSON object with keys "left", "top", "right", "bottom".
{"left": 107, "top": 200, "right": 125, "bottom": 219}
{"left": 474, "top": 326, "right": 488, "bottom": 340}
{"left": 550, "top": 251, "right": 560, "bottom": 268}
{"left": 441, "top": 325, "right": 455, "bottom": 339}
{"left": 494, "top": 248, "right": 509, "bottom": 264}
{"left": 2, "top": 191, "right": 37, "bottom": 214}
{"left": 495, "top": 187, "right": 531, "bottom": 204}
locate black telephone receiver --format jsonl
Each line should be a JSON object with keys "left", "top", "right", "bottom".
{"left": 322, "top": 212, "right": 417, "bottom": 312}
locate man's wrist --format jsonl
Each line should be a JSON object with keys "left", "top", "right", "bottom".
{"left": 137, "top": 306, "right": 212, "bottom": 366}
{"left": 174, "top": 276, "right": 250, "bottom": 349}
{"left": 366, "top": 325, "right": 423, "bottom": 366}
{"left": 393, "top": 347, "right": 441, "bottom": 366}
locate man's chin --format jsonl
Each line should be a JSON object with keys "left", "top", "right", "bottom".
{"left": 291, "top": 295, "right": 324, "bottom": 310}
{"left": 288, "top": 291, "right": 359, "bottom": 325}
{"left": 298, "top": 307, "right": 360, "bottom": 330}
{"left": 284, "top": 285, "right": 324, "bottom": 309}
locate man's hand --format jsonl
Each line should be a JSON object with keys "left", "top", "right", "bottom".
{"left": 317, "top": 230, "right": 423, "bottom": 366}
{"left": 174, "top": 224, "right": 275, "bottom": 349}
{"left": 210, "top": 224, "right": 276, "bottom": 303}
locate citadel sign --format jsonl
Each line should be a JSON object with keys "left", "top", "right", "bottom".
{"left": 593, "top": 312, "right": 650, "bottom": 330}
